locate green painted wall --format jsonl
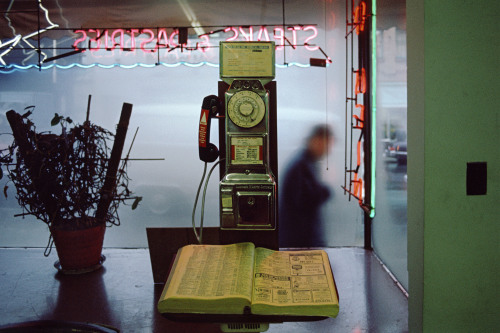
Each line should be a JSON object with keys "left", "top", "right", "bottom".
{"left": 408, "top": 0, "right": 499, "bottom": 331}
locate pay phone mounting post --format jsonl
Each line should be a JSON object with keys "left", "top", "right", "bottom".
{"left": 218, "top": 41, "right": 278, "bottom": 245}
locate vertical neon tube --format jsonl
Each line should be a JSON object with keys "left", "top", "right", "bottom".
{"left": 370, "top": 0, "right": 377, "bottom": 218}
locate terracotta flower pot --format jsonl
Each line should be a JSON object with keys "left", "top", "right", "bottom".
{"left": 51, "top": 223, "right": 106, "bottom": 273}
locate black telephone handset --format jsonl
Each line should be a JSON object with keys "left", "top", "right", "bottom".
{"left": 198, "top": 95, "right": 222, "bottom": 162}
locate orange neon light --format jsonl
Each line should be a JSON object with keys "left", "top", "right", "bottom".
{"left": 355, "top": 68, "right": 367, "bottom": 94}
{"left": 357, "top": 140, "right": 362, "bottom": 167}
{"left": 352, "top": 174, "right": 363, "bottom": 204}
{"left": 356, "top": 178, "right": 363, "bottom": 204}
{"left": 353, "top": 104, "right": 365, "bottom": 129}
{"left": 353, "top": 1, "right": 367, "bottom": 35}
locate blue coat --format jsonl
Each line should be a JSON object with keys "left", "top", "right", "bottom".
{"left": 279, "top": 150, "right": 331, "bottom": 247}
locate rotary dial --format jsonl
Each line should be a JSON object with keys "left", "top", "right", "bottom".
{"left": 227, "top": 90, "right": 266, "bottom": 128}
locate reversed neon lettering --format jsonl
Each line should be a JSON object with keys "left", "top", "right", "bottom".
{"left": 170, "top": 30, "right": 178, "bottom": 48}
{"left": 88, "top": 29, "right": 101, "bottom": 52}
{"left": 103, "top": 30, "right": 110, "bottom": 49}
{"left": 129, "top": 29, "right": 139, "bottom": 50}
{"left": 238, "top": 26, "right": 254, "bottom": 41}
{"left": 257, "top": 26, "right": 270, "bottom": 42}
{"left": 273, "top": 27, "right": 285, "bottom": 50}
{"left": 224, "top": 27, "right": 238, "bottom": 41}
{"left": 198, "top": 35, "right": 210, "bottom": 52}
{"left": 287, "top": 26, "right": 300, "bottom": 46}
{"left": 73, "top": 30, "right": 87, "bottom": 50}
{"left": 140, "top": 29, "right": 155, "bottom": 53}
{"left": 110, "top": 29, "right": 125, "bottom": 50}
{"left": 68, "top": 25, "right": 322, "bottom": 58}
{"left": 304, "top": 26, "right": 319, "bottom": 51}
{"left": 157, "top": 29, "right": 169, "bottom": 49}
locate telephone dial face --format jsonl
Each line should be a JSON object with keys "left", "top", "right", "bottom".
{"left": 224, "top": 79, "right": 269, "bottom": 170}
{"left": 227, "top": 90, "right": 266, "bottom": 128}
{"left": 226, "top": 80, "right": 267, "bottom": 129}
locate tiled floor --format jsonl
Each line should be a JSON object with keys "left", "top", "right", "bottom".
{"left": 0, "top": 247, "right": 407, "bottom": 332}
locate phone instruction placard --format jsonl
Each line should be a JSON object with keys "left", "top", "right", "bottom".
{"left": 231, "top": 137, "right": 263, "bottom": 165}
{"left": 220, "top": 42, "right": 275, "bottom": 78}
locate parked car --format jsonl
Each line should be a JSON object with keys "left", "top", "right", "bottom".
{"left": 386, "top": 129, "right": 407, "bottom": 164}
{"left": 392, "top": 140, "right": 407, "bottom": 164}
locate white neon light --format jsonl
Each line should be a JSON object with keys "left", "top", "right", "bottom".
{"left": 0, "top": 35, "right": 21, "bottom": 66}
{"left": 0, "top": 0, "right": 59, "bottom": 65}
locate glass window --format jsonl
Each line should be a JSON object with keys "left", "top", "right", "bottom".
{"left": 0, "top": 1, "right": 363, "bottom": 249}
{"left": 372, "top": 0, "right": 408, "bottom": 290}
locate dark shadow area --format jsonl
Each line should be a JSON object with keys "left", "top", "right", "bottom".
{"left": 0, "top": 248, "right": 407, "bottom": 332}
{"left": 38, "top": 268, "right": 118, "bottom": 328}
{"left": 0, "top": 320, "right": 118, "bottom": 333}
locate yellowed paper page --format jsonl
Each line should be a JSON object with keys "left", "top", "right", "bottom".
{"left": 158, "top": 242, "right": 255, "bottom": 314}
{"left": 220, "top": 42, "right": 274, "bottom": 78}
{"left": 251, "top": 248, "right": 339, "bottom": 318}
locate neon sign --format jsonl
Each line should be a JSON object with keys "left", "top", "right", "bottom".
{"left": 353, "top": 1, "right": 367, "bottom": 35}
{"left": 0, "top": 1, "right": 327, "bottom": 71}
{"left": 343, "top": 0, "right": 374, "bottom": 215}
{"left": 355, "top": 68, "right": 367, "bottom": 94}
{"left": 0, "top": 0, "right": 59, "bottom": 66}
{"left": 72, "top": 25, "right": 319, "bottom": 55}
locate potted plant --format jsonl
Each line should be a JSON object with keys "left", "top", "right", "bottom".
{"left": 1, "top": 103, "right": 141, "bottom": 273}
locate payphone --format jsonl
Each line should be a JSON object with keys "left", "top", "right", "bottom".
{"left": 219, "top": 41, "right": 276, "bottom": 231}
{"left": 197, "top": 41, "right": 277, "bottom": 246}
